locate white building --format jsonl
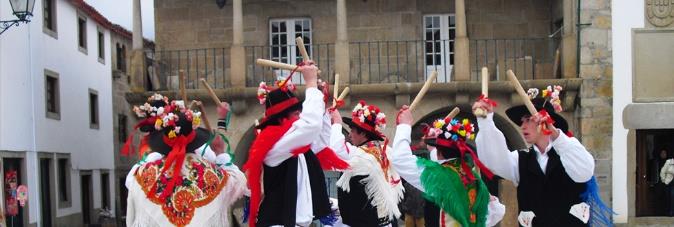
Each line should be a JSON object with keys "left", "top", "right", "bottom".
{"left": 0, "top": 0, "right": 127, "bottom": 225}
{"left": 613, "top": 0, "right": 674, "bottom": 225}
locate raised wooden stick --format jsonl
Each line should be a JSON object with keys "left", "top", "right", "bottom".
{"left": 445, "top": 107, "right": 460, "bottom": 120}
{"left": 200, "top": 79, "right": 222, "bottom": 106}
{"left": 179, "top": 70, "right": 187, "bottom": 101}
{"left": 333, "top": 74, "right": 340, "bottom": 99}
{"left": 296, "top": 36, "right": 310, "bottom": 61}
{"left": 474, "top": 67, "right": 489, "bottom": 118}
{"left": 197, "top": 103, "right": 213, "bottom": 131}
{"left": 256, "top": 59, "right": 296, "bottom": 70}
{"left": 506, "top": 70, "right": 537, "bottom": 115}
{"left": 409, "top": 71, "right": 438, "bottom": 112}
{"left": 337, "top": 87, "right": 350, "bottom": 101}
{"left": 256, "top": 59, "right": 322, "bottom": 75}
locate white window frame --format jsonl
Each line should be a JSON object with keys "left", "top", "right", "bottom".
{"left": 423, "top": 14, "right": 455, "bottom": 82}
{"left": 269, "top": 18, "right": 312, "bottom": 84}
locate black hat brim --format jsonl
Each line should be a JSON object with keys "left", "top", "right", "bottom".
{"left": 505, "top": 104, "right": 568, "bottom": 133}
{"left": 343, "top": 117, "right": 384, "bottom": 141}
{"left": 256, "top": 101, "right": 303, "bottom": 130}
{"left": 147, "top": 127, "right": 212, "bottom": 155}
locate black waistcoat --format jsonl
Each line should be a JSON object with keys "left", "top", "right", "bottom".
{"left": 337, "top": 175, "right": 391, "bottom": 227}
{"left": 256, "top": 151, "right": 332, "bottom": 227}
{"left": 517, "top": 147, "right": 588, "bottom": 227}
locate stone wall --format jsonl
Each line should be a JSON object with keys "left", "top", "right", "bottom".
{"left": 577, "top": 0, "right": 613, "bottom": 210}
{"left": 154, "top": 0, "right": 557, "bottom": 50}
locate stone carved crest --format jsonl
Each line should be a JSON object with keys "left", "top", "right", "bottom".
{"left": 647, "top": 0, "right": 674, "bottom": 27}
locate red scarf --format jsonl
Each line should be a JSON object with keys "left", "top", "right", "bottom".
{"left": 148, "top": 131, "right": 196, "bottom": 201}
{"left": 435, "top": 138, "right": 494, "bottom": 185}
{"left": 243, "top": 119, "right": 348, "bottom": 227}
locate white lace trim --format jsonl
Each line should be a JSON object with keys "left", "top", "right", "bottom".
{"left": 336, "top": 146, "right": 405, "bottom": 220}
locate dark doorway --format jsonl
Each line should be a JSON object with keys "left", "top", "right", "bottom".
{"left": 39, "top": 158, "right": 53, "bottom": 227}
{"left": 636, "top": 129, "right": 674, "bottom": 217}
{"left": 81, "top": 173, "right": 93, "bottom": 225}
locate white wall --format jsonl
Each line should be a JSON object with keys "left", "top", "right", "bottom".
{"left": 0, "top": 0, "right": 115, "bottom": 225}
{"left": 612, "top": 0, "right": 645, "bottom": 223}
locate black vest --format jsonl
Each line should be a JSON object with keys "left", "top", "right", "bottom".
{"left": 337, "top": 175, "right": 392, "bottom": 227}
{"left": 517, "top": 147, "right": 588, "bottom": 227}
{"left": 256, "top": 151, "right": 332, "bottom": 227}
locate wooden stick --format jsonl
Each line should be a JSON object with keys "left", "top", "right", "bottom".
{"left": 337, "top": 87, "right": 350, "bottom": 101}
{"left": 409, "top": 71, "right": 437, "bottom": 112}
{"left": 196, "top": 102, "right": 213, "bottom": 132}
{"left": 200, "top": 79, "right": 222, "bottom": 106}
{"left": 475, "top": 67, "right": 489, "bottom": 118}
{"left": 445, "top": 107, "right": 460, "bottom": 120}
{"left": 296, "top": 36, "right": 310, "bottom": 61}
{"left": 179, "top": 70, "right": 187, "bottom": 101}
{"left": 256, "top": 59, "right": 297, "bottom": 71}
{"left": 333, "top": 74, "right": 340, "bottom": 99}
{"left": 481, "top": 67, "right": 489, "bottom": 96}
{"left": 506, "top": 70, "right": 537, "bottom": 115}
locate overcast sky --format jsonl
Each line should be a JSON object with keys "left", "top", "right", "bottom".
{"left": 84, "top": 0, "right": 155, "bottom": 40}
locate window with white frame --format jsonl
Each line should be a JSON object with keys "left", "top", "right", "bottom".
{"left": 269, "top": 18, "right": 312, "bottom": 83}
{"left": 424, "top": 14, "right": 455, "bottom": 82}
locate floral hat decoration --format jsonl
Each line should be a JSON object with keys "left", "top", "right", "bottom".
{"left": 342, "top": 100, "right": 387, "bottom": 141}
{"left": 507, "top": 85, "right": 571, "bottom": 136}
{"left": 422, "top": 116, "right": 493, "bottom": 184}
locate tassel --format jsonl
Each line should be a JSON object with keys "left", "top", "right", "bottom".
{"left": 581, "top": 176, "right": 616, "bottom": 227}
{"left": 242, "top": 197, "right": 250, "bottom": 223}
{"left": 318, "top": 210, "right": 339, "bottom": 226}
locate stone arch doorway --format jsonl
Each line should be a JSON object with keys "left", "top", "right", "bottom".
{"left": 410, "top": 103, "right": 526, "bottom": 226}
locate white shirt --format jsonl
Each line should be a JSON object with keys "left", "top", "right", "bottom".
{"left": 661, "top": 158, "right": 674, "bottom": 185}
{"left": 390, "top": 124, "right": 505, "bottom": 226}
{"left": 475, "top": 112, "right": 595, "bottom": 185}
{"left": 262, "top": 87, "right": 326, "bottom": 227}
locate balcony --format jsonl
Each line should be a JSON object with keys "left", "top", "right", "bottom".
{"left": 147, "top": 38, "right": 566, "bottom": 91}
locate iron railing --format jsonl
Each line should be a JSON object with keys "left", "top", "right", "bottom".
{"left": 470, "top": 38, "right": 562, "bottom": 80}
{"left": 147, "top": 38, "right": 563, "bottom": 91}
{"left": 151, "top": 48, "right": 230, "bottom": 91}
{"left": 349, "top": 40, "right": 431, "bottom": 84}
{"left": 245, "top": 43, "right": 335, "bottom": 87}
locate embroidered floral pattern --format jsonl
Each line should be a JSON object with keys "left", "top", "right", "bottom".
{"left": 134, "top": 155, "right": 229, "bottom": 227}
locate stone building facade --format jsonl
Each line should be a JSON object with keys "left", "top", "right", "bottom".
{"left": 126, "top": 0, "right": 620, "bottom": 225}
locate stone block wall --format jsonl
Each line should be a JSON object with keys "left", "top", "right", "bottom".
{"left": 154, "top": 0, "right": 557, "bottom": 50}
{"left": 577, "top": 0, "right": 613, "bottom": 208}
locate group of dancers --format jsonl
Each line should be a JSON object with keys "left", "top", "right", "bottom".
{"left": 123, "top": 60, "right": 610, "bottom": 227}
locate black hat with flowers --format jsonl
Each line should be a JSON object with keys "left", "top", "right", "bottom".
{"left": 505, "top": 85, "right": 570, "bottom": 135}
{"left": 342, "top": 100, "right": 387, "bottom": 141}
{"left": 421, "top": 116, "right": 493, "bottom": 181}
{"left": 256, "top": 79, "right": 303, "bottom": 130}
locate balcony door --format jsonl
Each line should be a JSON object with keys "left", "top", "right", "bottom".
{"left": 424, "top": 14, "right": 455, "bottom": 82}
{"left": 269, "top": 18, "right": 312, "bottom": 84}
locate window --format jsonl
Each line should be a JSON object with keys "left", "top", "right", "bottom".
{"left": 118, "top": 114, "right": 127, "bottom": 143}
{"left": 116, "top": 43, "right": 127, "bottom": 72}
{"left": 635, "top": 129, "right": 674, "bottom": 217}
{"left": 424, "top": 14, "right": 455, "bottom": 82}
{"left": 269, "top": 18, "right": 312, "bottom": 83}
{"left": 101, "top": 172, "right": 110, "bottom": 209}
{"left": 43, "top": 0, "right": 57, "bottom": 37}
{"left": 89, "top": 89, "right": 98, "bottom": 129}
{"left": 57, "top": 156, "right": 72, "bottom": 208}
{"left": 97, "top": 29, "right": 105, "bottom": 63}
{"left": 77, "top": 14, "right": 87, "bottom": 53}
{"left": 45, "top": 70, "right": 60, "bottom": 120}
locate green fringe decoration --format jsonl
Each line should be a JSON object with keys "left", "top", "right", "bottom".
{"left": 417, "top": 158, "right": 490, "bottom": 227}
